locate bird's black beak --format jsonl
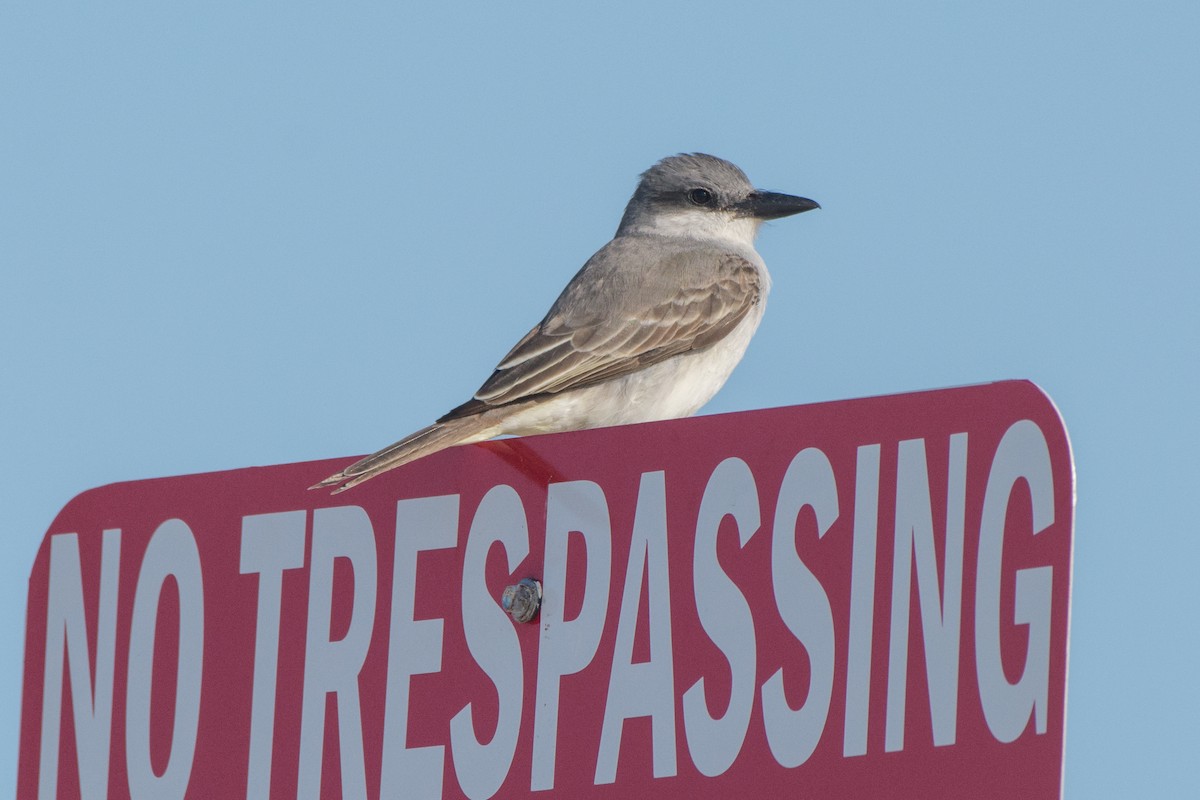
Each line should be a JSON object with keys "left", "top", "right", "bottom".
{"left": 737, "top": 191, "right": 820, "bottom": 220}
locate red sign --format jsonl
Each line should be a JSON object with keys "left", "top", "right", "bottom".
{"left": 19, "top": 380, "right": 1074, "bottom": 799}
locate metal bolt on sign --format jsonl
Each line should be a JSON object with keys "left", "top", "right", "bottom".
{"left": 501, "top": 578, "right": 542, "bottom": 623}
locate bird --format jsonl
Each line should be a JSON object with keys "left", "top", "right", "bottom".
{"left": 312, "top": 153, "right": 819, "bottom": 492}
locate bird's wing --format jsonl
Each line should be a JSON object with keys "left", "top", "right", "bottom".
{"left": 439, "top": 241, "right": 762, "bottom": 422}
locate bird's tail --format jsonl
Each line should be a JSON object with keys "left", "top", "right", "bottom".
{"left": 309, "top": 415, "right": 497, "bottom": 493}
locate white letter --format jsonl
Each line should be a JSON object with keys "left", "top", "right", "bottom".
{"left": 451, "top": 485, "right": 529, "bottom": 800}
{"left": 38, "top": 530, "right": 120, "bottom": 800}
{"left": 885, "top": 434, "right": 967, "bottom": 751}
{"left": 682, "top": 457, "right": 759, "bottom": 778}
{"left": 976, "top": 420, "right": 1055, "bottom": 743}
{"left": 125, "top": 519, "right": 205, "bottom": 800}
{"left": 297, "top": 506, "right": 377, "bottom": 800}
{"left": 762, "top": 447, "right": 838, "bottom": 768}
{"left": 380, "top": 495, "right": 459, "bottom": 800}
{"left": 239, "top": 511, "right": 307, "bottom": 800}
{"left": 844, "top": 445, "right": 880, "bottom": 757}
{"left": 531, "top": 480, "right": 611, "bottom": 791}
{"left": 596, "top": 471, "right": 676, "bottom": 783}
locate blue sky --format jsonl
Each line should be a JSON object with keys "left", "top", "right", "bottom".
{"left": 2, "top": 1, "right": 1197, "bottom": 796}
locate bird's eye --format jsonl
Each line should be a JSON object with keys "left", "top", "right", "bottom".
{"left": 688, "top": 188, "right": 714, "bottom": 206}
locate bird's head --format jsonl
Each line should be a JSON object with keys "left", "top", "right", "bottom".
{"left": 616, "top": 153, "right": 819, "bottom": 245}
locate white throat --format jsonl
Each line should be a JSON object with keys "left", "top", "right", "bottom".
{"left": 624, "top": 208, "right": 762, "bottom": 248}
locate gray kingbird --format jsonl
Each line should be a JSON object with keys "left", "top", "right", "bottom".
{"left": 313, "top": 153, "right": 818, "bottom": 492}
